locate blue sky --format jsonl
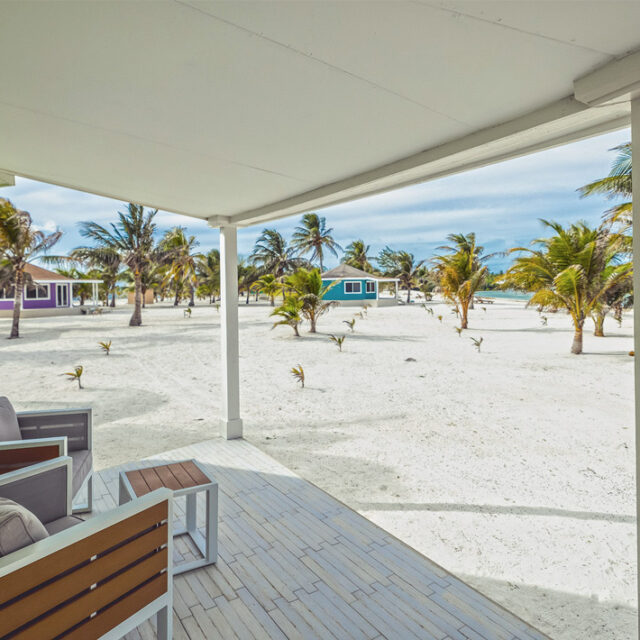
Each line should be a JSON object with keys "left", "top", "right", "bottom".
{"left": 2, "top": 128, "right": 630, "bottom": 272}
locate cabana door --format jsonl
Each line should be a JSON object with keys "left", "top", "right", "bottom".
{"left": 56, "top": 283, "right": 68, "bottom": 307}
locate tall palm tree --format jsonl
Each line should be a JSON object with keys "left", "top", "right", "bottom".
{"left": 253, "top": 273, "right": 281, "bottom": 306}
{"left": 285, "top": 268, "right": 337, "bottom": 332}
{"left": 250, "top": 229, "right": 302, "bottom": 277}
{"left": 159, "top": 227, "right": 201, "bottom": 306}
{"left": 0, "top": 199, "right": 62, "bottom": 338}
{"left": 578, "top": 142, "right": 631, "bottom": 228}
{"left": 343, "top": 240, "right": 374, "bottom": 272}
{"left": 378, "top": 247, "right": 426, "bottom": 304}
{"left": 501, "top": 220, "right": 631, "bottom": 354}
{"left": 196, "top": 249, "right": 220, "bottom": 303}
{"left": 291, "top": 213, "right": 342, "bottom": 271}
{"left": 432, "top": 233, "right": 488, "bottom": 328}
{"left": 79, "top": 203, "right": 157, "bottom": 326}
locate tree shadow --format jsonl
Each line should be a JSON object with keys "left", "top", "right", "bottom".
{"left": 351, "top": 501, "right": 636, "bottom": 524}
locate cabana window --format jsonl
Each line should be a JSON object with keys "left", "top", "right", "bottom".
{"left": 345, "top": 281, "right": 361, "bottom": 294}
{"left": 24, "top": 283, "right": 49, "bottom": 300}
{"left": 366, "top": 281, "right": 375, "bottom": 293}
{"left": 0, "top": 286, "right": 14, "bottom": 300}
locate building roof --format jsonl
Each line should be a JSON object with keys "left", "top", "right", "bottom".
{"left": 322, "top": 264, "right": 389, "bottom": 280}
{"left": 23, "top": 264, "right": 102, "bottom": 284}
{"left": 25, "top": 264, "right": 72, "bottom": 282}
{"left": 0, "top": 3, "right": 638, "bottom": 227}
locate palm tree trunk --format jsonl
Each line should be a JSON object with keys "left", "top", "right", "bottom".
{"left": 9, "top": 269, "right": 23, "bottom": 339}
{"left": 293, "top": 323, "right": 300, "bottom": 337}
{"left": 173, "top": 287, "right": 180, "bottom": 306}
{"left": 270, "top": 295, "right": 275, "bottom": 307}
{"left": 309, "top": 314, "right": 317, "bottom": 333}
{"left": 571, "top": 325, "right": 583, "bottom": 354}
{"left": 593, "top": 312, "right": 605, "bottom": 337}
{"left": 189, "top": 285, "right": 195, "bottom": 307}
{"left": 110, "top": 286, "right": 116, "bottom": 307}
{"left": 142, "top": 285, "right": 147, "bottom": 308}
{"left": 613, "top": 303, "right": 623, "bottom": 325}
{"left": 406, "top": 287, "right": 411, "bottom": 304}
{"left": 460, "top": 300, "right": 469, "bottom": 329}
{"left": 129, "top": 272, "right": 143, "bottom": 326}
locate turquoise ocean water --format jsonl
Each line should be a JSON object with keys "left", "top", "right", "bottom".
{"left": 476, "top": 290, "right": 532, "bottom": 301}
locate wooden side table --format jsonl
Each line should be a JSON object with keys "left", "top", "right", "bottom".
{"left": 118, "top": 459, "right": 218, "bottom": 575}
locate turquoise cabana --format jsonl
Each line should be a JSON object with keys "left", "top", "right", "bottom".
{"left": 321, "top": 264, "right": 398, "bottom": 307}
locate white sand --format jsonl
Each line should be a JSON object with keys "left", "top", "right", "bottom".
{"left": 0, "top": 298, "right": 635, "bottom": 639}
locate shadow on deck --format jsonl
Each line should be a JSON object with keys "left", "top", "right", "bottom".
{"left": 92, "top": 438, "right": 549, "bottom": 640}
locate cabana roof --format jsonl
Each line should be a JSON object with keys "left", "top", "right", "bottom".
{"left": 1, "top": 2, "right": 639, "bottom": 227}
{"left": 24, "top": 264, "right": 102, "bottom": 285}
{"left": 322, "top": 264, "right": 397, "bottom": 282}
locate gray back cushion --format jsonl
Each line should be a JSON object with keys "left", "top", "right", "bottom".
{"left": 0, "top": 397, "right": 21, "bottom": 442}
{"left": 0, "top": 497, "right": 48, "bottom": 557}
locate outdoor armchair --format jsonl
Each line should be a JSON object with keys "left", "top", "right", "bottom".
{"left": 0, "top": 457, "right": 173, "bottom": 639}
{"left": 0, "top": 397, "right": 93, "bottom": 513}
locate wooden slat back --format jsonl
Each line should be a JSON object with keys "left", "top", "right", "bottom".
{"left": 0, "top": 445, "right": 61, "bottom": 474}
{"left": 18, "top": 412, "right": 89, "bottom": 451}
{"left": 0, "top": 499, "right": 169, "bottom": 640}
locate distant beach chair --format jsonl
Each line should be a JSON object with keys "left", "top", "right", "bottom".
{"left": 0, "top": 397, "right": 93, "bottom": 513}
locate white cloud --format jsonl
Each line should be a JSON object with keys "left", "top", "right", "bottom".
{"left": 0, "top": 127, "right": 630, "bottom": 269}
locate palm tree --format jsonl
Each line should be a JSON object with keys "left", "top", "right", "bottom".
{"left": 79, "top": 203, "right": 157, "bottom": 326}
{"left": 432, "top": 233, "right": 489, "bottom": 329}
{"left": 270, "top": 295, "right": 304, "bottom": 337}
{"left": 501, "top": 220, "right": 632, "bottom": 354}
{"left": 253, "top": 273, "right": 281, "bottom": 306}
{"left": 291, "top": 213, "right": 342, "bottom": 271}
{"left": 237, "top": 261, "right": 259, "bottom": 304}
{"left": 0, "top": 199, "right": 62, "bottom": 338}
{"left": 343, "top": 240, "right": 374, "bottom": 272}
{"left": 250, "top": 229, "right": 302, "bottom": 278}
{"left": 285, "top": 268, "right": 337, "bottom": 332}
{"left": 159, "top": 227, "right": 201, "bottom": 306}
{"left": 54, "top": 266, "right": 94, "bottom": 305}
{"left": 578, "top": 143, "right": 631, "bottom": 228}
{"left": 196, "top": 249, "right": 220, "bottom": 303}
{"left": 378, "top": 247, "right": 426, "bottom": 304}
{"left": 66, "top": 246, "right": 122, "bottom": 306}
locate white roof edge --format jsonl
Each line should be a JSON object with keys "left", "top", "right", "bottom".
{"left": 226, "top": 96, "right": 630, "bottom": 229}
{"left": 32, "top": 278, "right": 103, "bottom": 284}
{"left": 322, "top": 276, "right": 399, "bottom": 282}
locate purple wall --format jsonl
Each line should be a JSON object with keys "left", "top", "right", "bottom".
{"left": 0, "top": 282, "right": 68, "bottom": 310}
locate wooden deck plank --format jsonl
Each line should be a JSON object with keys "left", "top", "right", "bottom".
{"left": 90, "top": 438, "right": 548, "bottom": 640}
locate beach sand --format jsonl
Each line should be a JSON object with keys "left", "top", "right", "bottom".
{"left": 0, "top": 298, "right": 635, "bottom": 639}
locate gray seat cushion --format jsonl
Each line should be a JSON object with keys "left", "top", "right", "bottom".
{"left": 69, "top": 449, "right": 92, "bottom": 497}
{"left": 45, "top": 515, "right": 83, "bottom": 536}
{"left": 0, "top": 497, "right": 48, "bottom": 556}
{"left": 0, "top": 397, "right": 21, "bottom": 442}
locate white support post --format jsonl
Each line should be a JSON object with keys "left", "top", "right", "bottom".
{"left": 219, "top": 225, "right": 243, "bottom": 439}
{"left": 632, "top": 97, "right": 640, "bottom": 623}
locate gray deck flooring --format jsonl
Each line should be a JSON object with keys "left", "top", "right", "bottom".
{"left": 92, "top": 438, "right": 548, "bottom": 640}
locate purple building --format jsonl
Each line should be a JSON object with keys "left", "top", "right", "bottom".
{"left": 0, "top": 264, "right": 101, "bottom": 317}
